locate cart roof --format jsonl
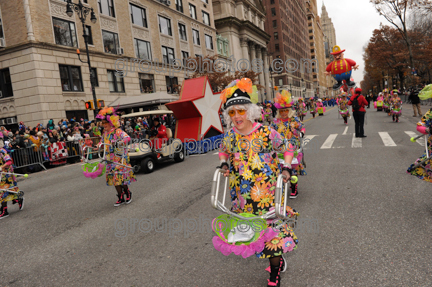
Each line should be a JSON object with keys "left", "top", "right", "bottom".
{"left": 122, "top": 110, "right": 173, "bottom": 118}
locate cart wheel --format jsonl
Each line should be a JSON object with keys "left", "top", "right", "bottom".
{"left": 141, "top": 157, "right": 155, "bottom": 173}
{"left": 174, "top": 147, "right": 185, "bottom": 162}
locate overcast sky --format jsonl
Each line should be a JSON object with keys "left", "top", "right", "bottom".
{"left": 317, "top": 0, "right": 384, "bottom": 84}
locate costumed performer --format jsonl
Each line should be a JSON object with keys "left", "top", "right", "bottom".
{"left": 217, "top": 78, "right": 299, "bottom": 287}
{"left": 407, "top": 85, "right": 432, "bottom": 182}
{"left": 0, "top": 148, "right": 24, "bottom": 219}
{"left": 264, "top": 103, "right": 273, "bottom": 125}
{"left": 309, "top": 98, "right": 317, "bottom": 118}
{"left": 96, "top": 107, "right": 136, "bottom": 206}
{"left": 390, "top": 89, "right": 402, "bottom": 122}
{"left": 316, "top": 99, "right": 326, "bottom": 116}
{"left": 374, "top": 92, "right": 384, "bottom": 111}
{"left": 271, "top": 90, "right": 306, "bottom": 199}
{"left": 296, "top": 98, "right": 307, "bottom": 121}
{"left": 325, "top": 45, "right": 359, "bottom": 90}
{"left": 382, "top": 89, "right": 391, "bottom": 114}
{"left": 338, "top": 92, "right": 350, "bottom": 125}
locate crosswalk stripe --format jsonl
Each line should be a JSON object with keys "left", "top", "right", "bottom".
{"left": 404, "top": 131, "right": 425, "bottom": 146}
{"left": 213, "top": 152, "right": 219, "bottom": 155}
{"left": 303, "top": 135, "right": 317, "bottom": 147}
{"left": 379, "top": 132, "right": 397, "bottom": 147}
{"left": 352, "top": 133, "right": 362, "bottom": 148}
{"left": 342, "top": 126, "right": 348, "bottom": 135}
{"left": 321, "top": 134, "right": 338, "bottom": 149}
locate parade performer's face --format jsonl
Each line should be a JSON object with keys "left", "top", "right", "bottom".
{"left": 228, "top": 108, "right": 250, "bottom": 131}
{"left": 102, "top": 120, "right": 112, "bottom": 131}
{"left": 279, "top": 108, "right": 290, "bottom": 119}
{"left": 334, "top": 52, "right": 343, "bottom": 61}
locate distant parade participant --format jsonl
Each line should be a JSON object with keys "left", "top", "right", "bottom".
{"left": 390, "top": 89, "right": 402, "bottom": 123}
{"left": 296, "top": 97, "right": 307, "bottom": 121}
{"left": 271, "top": 90, "right": 306, "bottom": 198}
{"left": 316, "top": 99, "right": 326, "bottom": 116}
{"left": 309, "top": 98, "right": 317, "bottom": 118}
{"left": 0, "top": 148, "right": 24, "bottom": 219}
{"left": 263, "top": 103, "right": 273, "bottom": 124}
{"left": 96, "top": 107, "right": 136, "bottom": 206}
{"left": 338, "top": 92, "right": 350, "bottom": 125}
{"left": 382, "top": 89, "right": 391, "bottom": 115}
{"left": 374, "top": 92, "right": 384, "bottom": 111}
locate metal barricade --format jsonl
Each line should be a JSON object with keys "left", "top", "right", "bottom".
{"left": 64, "top": 137, "right": 101, "bottom": 161}
{"left": 10, "top": 146, "right": 46, "bottom": 170}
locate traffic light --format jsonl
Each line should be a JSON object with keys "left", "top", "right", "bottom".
{"left": 85, "top": 100, "right": 94, "bottom": 110}
{"left": 97, "top": 99, "right": 105, "bottom": 109}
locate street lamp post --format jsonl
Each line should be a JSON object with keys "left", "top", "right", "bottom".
{"left": 301, "top": 78, "right": 304, "bottom": 99}
{"left": 66, "top": 0, "right": 98, "bottom": 117}
{"left": 269, "top": 67, "right": 275, "bottom": 100}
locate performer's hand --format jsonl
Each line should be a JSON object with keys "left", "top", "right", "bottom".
{"left": 353, "top": 65, "right": 359, "bottom": 70}
{"left": 219, "top": 162, "right": 229, "bottom": 177}
{"left": 282, "top": 170, "right": 291, "bottom": 183}
{"left": 324, "top": 71, "right": 331, "bottom": 76}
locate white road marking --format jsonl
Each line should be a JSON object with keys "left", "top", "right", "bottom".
{"left": 404, "top": 131, "right": 425, "bottom": 146}
{"left": 342, "top": 126, "right": 348, "bottom": 135}
{"left": 379, "top": 132, "right": 397, "bottom": 147}
{"left": 321, "top": 134, "right": 338, "bottom": 149}
{"left": 352, "top": 133, "right": 362, "bottom": 148}
{"left": 302, "top": 135, "right": 317, "bottom": 147}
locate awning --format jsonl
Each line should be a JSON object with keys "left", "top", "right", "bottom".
{"left": 108, "top": 92, "right": 179, "bottom": 109}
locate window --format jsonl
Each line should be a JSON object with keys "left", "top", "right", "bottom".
{"left": 205, "top": 34, "right": 213, "bottom": 50}
{"left": 135, "top": 39, "right": 152, "bottom": 60}
{"left": 0, "top": 18, "right": 4, "bottom": 38}
{"left": 0, "top": 69, "right": 12, "bottom": 98}
{"left": 85, "top": 25, "right": 93, "bottom": 45}
{"left": 271, "top": 8, "right": 276, "bottom": 16}
{"left": 202, "top": 11, "right": 210, "bottom": 26}
{"left": 162, "top": 46, "right": 175, "bottom": 64}
{"left": 90, "top": 68, "right": 98, "bottom": 87}
{"left": 166, "top": 76, "right": 178, "bottom": 94}
{"left": 179, "top": 23, "right": 187, "bottom": 41}
{"left": 192, "top": 29, "right": 200, "bottom": 45}
{"left": 278, "top": 78, "right": 283, "bottom": 86}
{"left": 181, "top": 51, "right": 189, "bottom": 66}
{"left": 271, "top": 0, "right": 275, "bottom": 3}
{"left": 59, "top": 65, "right": 83, "bottom": 92}
{"left": 102, "top": 30, "right": 119, "bottom": 54}
{"left": 139, "top": 73, "right": 154, "bottom": 93}
{"left": 273, "top": 20, "right": 277, "bottom": 28}
{"left": 202, "top": 0, "right": 208, "bottom": 3}
{"left": 189, "top": 4, "right": 197, "bottom": 19}
{"left": 98, "top": 0, "right": 115, "bottom": 17}
{"left": 274, "top": 32, "right": 278, "bottom": 40}
{"left": 159, "top": 16, "right": 172, "bottom": 36}
{"left": 308, "top": 22, "right": 312, "bottom": 26}
{"left": 175, "top": 0, "right": 183, "bottom": 13}
{"left": 275, "top": 44, "right": 279, "bottom": 52}
{"left": 53, "top": 18, "right": 77, "bottom": 47}
{"left": 308, "top": 29, "right": 312, "bottom": 33}
{"left": 107, "top": 70, "right": 125, "bottom": 92}
{"left": 130, "top": 4, "right": 148, "bottom": 28}
{"left": 310, "top": 49, "right": 314, "bottom": 53}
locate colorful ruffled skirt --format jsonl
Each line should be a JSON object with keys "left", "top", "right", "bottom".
{"left": 407, "top": 151, "right": 432, "bottom": 183}
{"left": 339, "top": 109, "right": 349, "bottom": 116}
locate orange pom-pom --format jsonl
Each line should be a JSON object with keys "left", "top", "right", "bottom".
{"left": 237, "top": 78, "right": 252, "bottom": 94}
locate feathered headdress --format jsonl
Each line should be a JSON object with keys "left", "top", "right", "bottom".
{"left": 383, "top": 88, "right": 389, "bottom": 93}
{"left": 96, "top": 107, "right": 120, "bottom": 128}
{"left": 419, "top": 84, "right": 432, "bottom": 101}
{"left": 298, "top": 97, "right": 304, "bottom": 102}
{"left": 274, "top": 90, "right": 293, "bottom": 109}
{"left": 220, "top": 78, "right": 258, "bottom": 109}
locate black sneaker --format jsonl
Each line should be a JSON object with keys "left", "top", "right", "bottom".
{"left": 290, "top": 183, "right": 298, "bottom": 199}
{"left": 280, "top": 255, "right": 287, "bottom": 272}
{"left": 114, "top": 193, "right": 125, "bottom": 207}
{"left": 18, "top": 198, "right": 24, "bottom": 211}
{"left": 124, "top": 188, "right": 132, "bottom": 204}
{"left": 0, "top": 207, "right": 9, "bottom": 219}
{"left": 332, "top": 82, "right": 342, "bottom": 90}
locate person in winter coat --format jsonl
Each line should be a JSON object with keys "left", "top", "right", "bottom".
{"left": 348, "top": 88, "right": 368, "bottom": 138}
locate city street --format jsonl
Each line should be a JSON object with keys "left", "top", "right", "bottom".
{"left": 2, "top": 106, "right": 432, "bottom": 286}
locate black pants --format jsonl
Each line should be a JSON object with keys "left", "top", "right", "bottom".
{"left": 353, "top": 111, "right": 365, "bottom": 137}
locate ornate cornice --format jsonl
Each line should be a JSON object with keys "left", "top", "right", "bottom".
{"left": 215, "top": 17, "right": 270, "bottom": 41}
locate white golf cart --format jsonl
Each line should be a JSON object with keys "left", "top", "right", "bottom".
{"left": 122, "top": 110, "right": 185, "bottom": 173}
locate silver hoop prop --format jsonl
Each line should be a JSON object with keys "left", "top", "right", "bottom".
{"left": 211, "top": 169, "right": 297, "bottom": 226}
{"left": 97, "top": 143, "right": 140, "bottom": 173}
{"left": 0, "top": 188, "right": 24, "bottom": 198}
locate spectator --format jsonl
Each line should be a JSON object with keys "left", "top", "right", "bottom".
{"left": 409, "top": 88, "right": 422, "bottom": 117}
{"left": 47, "top": 119, "right": 55, "bottom": 130}
{"left": 28, "top": 131, "right": 42, "bottom": 151}
{"left": 348, "top": 87, "right": 368, "bottom": 138}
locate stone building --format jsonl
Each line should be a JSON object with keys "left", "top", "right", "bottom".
{"left": 321, "top": 3, "right": 337, "bottom": 96}
{"left": 0, "top": 0, "right": 216, "bottom": 129}
{"left": 306, "top": 0, "right": 327, "bottom": 98}
{"left": 263, "top": 0, "right": 313, "bottom": 100}
{"left": 212, "top": 0, "right": 271, "bottom": 101}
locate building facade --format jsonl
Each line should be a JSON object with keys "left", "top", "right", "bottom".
{"left": 306, "top": 0, "right": 327, "bottom": 98}
{"left": 213, "top": 0, "right": 271, "bottom": 101}
{"left": 321, "top": 2, "right": 337, "bottom": 96}
{"left": 0, "top": 0, "right": 216, "bottom": 128}
{"left": 263, "top": 0, "right": 313, "bottom": 100}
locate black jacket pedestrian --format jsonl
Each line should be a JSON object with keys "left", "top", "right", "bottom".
{"left": 409, "top": 91, "right": 421, "bottom": 105}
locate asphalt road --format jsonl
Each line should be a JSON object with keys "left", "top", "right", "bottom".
{"left": 1, "top": 105, "right": 432, "bottom": 286}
